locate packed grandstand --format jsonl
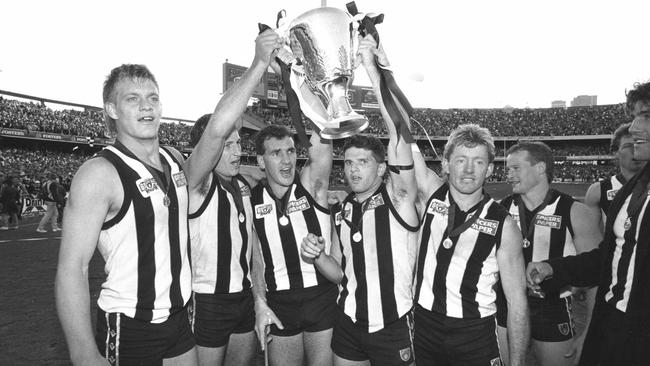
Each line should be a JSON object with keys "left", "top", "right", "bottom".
{"left": 0, "top": 91, "right": 624, "bottom": 196}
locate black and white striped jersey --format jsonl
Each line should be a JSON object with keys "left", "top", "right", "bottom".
{"left": 96, "top": 144, "right": 191, "bottom": 323}
{"left": 333, "top": 183, "right": 419, "bottom": 332}
{"left": 599, "top": 174, "right": 626, "bottom": 225}
{"left": 189, "top": 173, "right": 253, "bottom": 294}
{"left": 251, "top": 180, "right": 332, "bottom": 292}
{"left": 415, "top": 183, "right": 508, "bottom": 319}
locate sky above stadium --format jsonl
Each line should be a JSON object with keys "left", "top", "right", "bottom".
{"left": 1, "top": 0, "right": 649, "bottom": 121}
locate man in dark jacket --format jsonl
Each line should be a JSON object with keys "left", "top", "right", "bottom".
{"left": 527, "top": 81, "right": 650, "bottom": 365}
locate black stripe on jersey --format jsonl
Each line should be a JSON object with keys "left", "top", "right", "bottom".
{"left": 460, "top": 202, "right": 503, "bottom": 318}
{"left": 608, "top": 212, "right": 640, "bottom": 305}
{"left": 375, "top": 198, "right": 398, "bottom": 322}
{"left": 237, "top": 176, "right": 252, "bottom": 291}
{"left": 165, "top": 162, "right": 184, "bottom": 311}
{"left": 349, "top": 200, "right": 369, "bottom": 326}
{"left": 250, "top": 186, "right": 278, "bottom": 291}
{"left": 333, "top": 203, "right": 350, "bottom": 307}
{"left": 97, "top": 151, "right": 130, "bottom": 231}
{"left": 548, "top": 195, "right": 572, "bottom": 261}
{"left": 415, "top": 209, "right": 435, "bottom": 303}
{"left": 432, "top": 235, "right": 456, "bottom": 314}
{"left": 215, "top": 181, "right": 233, "bottom": 293}
{"left": 599, "top": 178, "right": 613, "bottom": 214}
{"left": 277, "top": 207, "right": 304, "bottom": 290}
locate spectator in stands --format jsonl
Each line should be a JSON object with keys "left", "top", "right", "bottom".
{"left": 0, "top": 175, "right": 21, "bottom": 230}
{"left": 36, "top": 172, "right": 60, "bottom": 233}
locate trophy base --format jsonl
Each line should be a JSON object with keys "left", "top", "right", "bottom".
{"left": 319, "top": 117, "right": 369, "bottom": 140}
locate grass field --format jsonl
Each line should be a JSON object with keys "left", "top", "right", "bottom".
{"left": 0, "top": 183, "right": 592, "bottom": 365}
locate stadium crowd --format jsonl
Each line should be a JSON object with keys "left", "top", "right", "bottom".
{"left": 0, "top": 95, "right": 623, "bottom": 187}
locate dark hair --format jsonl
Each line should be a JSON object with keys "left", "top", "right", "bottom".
{"left": 610, "top": 122, "right": 633, "bottom": 152}
{"left": 254, "top": 125, "right": 293, "bottom": 155}
{"left": 506, "top": 141, "right": 554, "bottom": 183}
{"left": 189, "top": 114, "right": 212, "bottom": 148}
{"left": 626, "top": 81, "right": 650, "bottom": 115}
{"left": 443, "top": 124, "right": 495, "bottom": 163}
{"left": 102, "top": 64, "right": 158, "bottom": 136}
{"left": 342, "top": 135, "right": 385, "bottom": 164}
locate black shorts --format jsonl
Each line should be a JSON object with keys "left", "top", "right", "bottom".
{"left": 496, "top": 292, "right": 574, "bottom": 342}
{"left": 332, "top": 308, "right": 414, "bottom": 366}
{"left": 190, "top": 289, "right": 255, "bottom": 347}
{"left": 95, "top": 306, "right": 195, "bottom": 365}
{"left": 414, "top": 305, "right": 501, "bottom": 366}
{"left": 266, "top": 283, "right": 337, "bottom": 337}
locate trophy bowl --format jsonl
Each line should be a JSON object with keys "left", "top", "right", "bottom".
{"left": 288, "top": 7, "right": 369, "bottom": 139}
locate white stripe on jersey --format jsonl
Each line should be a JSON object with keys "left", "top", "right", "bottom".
{"left": 97, "top": 146, "right": 191, "bottom": 323}
{"left": 190, "top": 176, "right": 253, "bottom": 294}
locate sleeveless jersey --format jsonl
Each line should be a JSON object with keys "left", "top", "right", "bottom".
{"left": 96, "top": 144, "right": 191, "bottom": 323}
{"left": 599, "top": 174, "right": 626, "bottom": 225}
{"left": 415, "top": 183, "right": 508, "bottom": 319}
{"left": 189, "top": 173, "right": 253, "bottom": 294}
{"left": 501, "top": 189, "right": 576, "bottom": 297}
{"left": 251, "top": 180, "right": 332, "bottom": 292}
{"left": 333, "top": 183, "right": 419, "bottom": 332}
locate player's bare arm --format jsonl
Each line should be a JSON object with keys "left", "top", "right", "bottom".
{"left": 299, "top": 131, "right": 333, "bottom": 208}
{"left": 583, "top": 182, "right": 604, "bottom": 233}
{"left": 496, "top": 216, "right": 530, "bottom": 366}
{"left": 55, "top": 158, "right": 121, "bottom": 366}
{"left": 300, "top": 231, "right": 343, "bottom": 284}
{"left": 357, "top": 34, "right": 418, "bottom": 225}
{"left": 250, "top": 230, "right": 283, "bottom": 350}
{"left": 185, "top": 29, "right": 282, "bottom": 192}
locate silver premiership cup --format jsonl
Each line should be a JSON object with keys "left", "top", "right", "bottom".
{"left": 288, "top": 7, "right": 368, "bottom": 139}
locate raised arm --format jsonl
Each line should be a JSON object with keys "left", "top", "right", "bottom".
{"left": 55, "top": 159, "right": 118, "bottom": 366}
{"left": 299, "top": 130, "right": 333, "bottom": 208}
{"left": 496, "top": 216, "right": 530, "bottom": 366}
{"left": 357, "top": 35, "right": 418, "bottom": 225}
{"left": 185, "top": 29, "right": 283, "bottom": 191}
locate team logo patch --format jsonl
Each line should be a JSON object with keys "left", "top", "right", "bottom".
{"left": 535, "top": 214, "right": 562, "bottom": 229}
{"left": 255, "top": 203, "right": 274, "bottom": 218}
{"left": 240, "top": 185, "right": 251, "bottom": 196}
{"left": 399, "top": 347, "right": 412, "bottom": 362}
{"left": 558, "top": 322, "right": 570, "bottom": 336}
{"left": 427, "top": 199, "right": 448, "bottom": 215}
{"left": 172, "top": 171, "right": 187, "bottom": 187}
{"left": 606, "top": 188, "right": 619, "bottom": 201}
{"left": 471, "top": 218, "right": 500, "bottom": 236}
{"left": 366, "top": 194, "right": 385, "bottom": 210}
{"left": 286, "top": 196, "right": 310, "bottom": 214}
{"left": 136, "top": 177, "right": 160, "bottom": 197}
{"left": 490, "top": 357, "right": 502, "bottom": 366}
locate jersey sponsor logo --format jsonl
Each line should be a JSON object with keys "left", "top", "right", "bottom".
{"left": 172, "top": 171, "right": 187, "bottom": 187}
{"left": 427, "top": 199, "right": 448, "bottom": 215}
{"left": 471, "top": 218, "right": 500, "bottom": 236}
{"left": 366, "top": 194, "right": 384, "bottom": 210}
{"left": 535, "top": 214, "right": 562, "bottom": 229}
{"left": 334, "top": 208, "right": 351, "bottom": 226}
{"left": 240, "top": 185, "right": 251, "bottom": 197}
{"left": 558, "top": 322, "right": 570, "bottom": 336}
{"left": 255, "top": 203, "right": 274, "bottom": 218}
{"left": 136, "top": 177, "right": 160, "bottom": 197}
{"left": 286, "top": 196, "right": 310, "bottom": 214}
{"left": 606, "top": 188, "right": 619, "bottom": 201}
{"left": 399, "top": 347, "right": 412, "bottom": 362}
